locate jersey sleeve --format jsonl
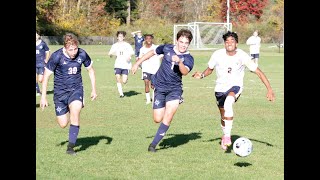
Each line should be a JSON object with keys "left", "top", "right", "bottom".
{"left": 82, "top": 50, "right": 92, "bottom": 68}
{"left": 183, "top": 55, "right": 194, "bottom": 72}
{"left": 207, "top": 51, "right": 217, "bottom": 69}
{"left": 46, "top": 51, "right": 61, "bottom": 72}
{"left": 155, "top": 44, "right": 165, "bottom": 55}
{"left": 108, "top": 44, "right": 117, "bottom": 56}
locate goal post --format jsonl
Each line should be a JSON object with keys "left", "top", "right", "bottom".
{"left": 173, "top": 22, "right": 232, "bottom": 50}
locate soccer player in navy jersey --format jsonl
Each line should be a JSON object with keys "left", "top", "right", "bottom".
{"left": 192, "top": 31, "right": 275, "bottom": 151}
{"left": 36, "top": 31, "right": 50, "bottom": 96}
{"left": 131, "top": 30, "right": 144, "bottom": 61}
{"left": 131, "top": 29, "right": 194, "bottom": 152}
{"left": 40, "top": 33, "right": 97, "bottom": 155}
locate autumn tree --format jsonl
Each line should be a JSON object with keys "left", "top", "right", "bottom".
{"left": 218, "top": 0, "right": 269, "bottom": 25}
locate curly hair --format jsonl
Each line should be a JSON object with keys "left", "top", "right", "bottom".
{"left": 222, "top": 31, "right": 238, "bottom": 43}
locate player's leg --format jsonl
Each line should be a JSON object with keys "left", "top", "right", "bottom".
{"left": 143, "top": 73, "right": 151, "bottom": 104}
{"left": 36, "top": 68, "right": 41, "bottom": 95}
{"left": 65, "top": 89, "right": 84, "bottom": 155}
{"left": 148, "top": 90, "right": 181, "bottom": 152}
{"left": 221, "top": 87, "right": 242, "bottom": 150}
{"left": 115, "top": 68, "right": 124, "bottom": 97}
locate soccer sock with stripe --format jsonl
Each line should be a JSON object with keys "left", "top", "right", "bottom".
{"left": 151, "top": 123, "right": 169, "bottom": 147}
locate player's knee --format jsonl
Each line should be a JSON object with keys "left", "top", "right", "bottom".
{"left": 58, "top": 122, "right": 68, "bottom": 128}
{"left": 224, "top": 96, "right": 235, "bottom": 117}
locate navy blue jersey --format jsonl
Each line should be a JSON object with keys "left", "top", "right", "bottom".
{"left": 151, "top": 44, "right": 194, "bottom": 90}
{"left": 36, "top": 40, "right": 50, "bottom": 67}
{"left": 134, "top": 35, "right": 144, "bottom": 54}
{"left": 46, "top": 48, "right": 92, "bottom": 96}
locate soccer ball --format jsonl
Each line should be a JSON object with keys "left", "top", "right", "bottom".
{"left": 233, "top": 137, "right": 253, "bottom": 157}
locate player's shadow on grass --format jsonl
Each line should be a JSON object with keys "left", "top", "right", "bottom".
{"left": 58, "top": 135, "right": 113, "bottom": 153}
{"left": 206, "top": 135, "right": 273, "bottom": 153}
{"left": 150, "top": 132, "right": 202, "bottom": 151}
{"left": 123, "top": 90, "right": 141, "bottom": 97}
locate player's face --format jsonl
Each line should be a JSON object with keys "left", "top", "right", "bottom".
{"left": 145, "top": 36, "right": 153, "bottom": 45}
{"left": 176, "top": 36, "right": 190, "bottom": 53}
{"left": 117, "top": 34, "right": 125, "bottom": 42}
{"left": 224, "top": 36, "right": 237, "bottom": 54}
{"left": 65, "top": 45, "right": 78, "bottom": 59}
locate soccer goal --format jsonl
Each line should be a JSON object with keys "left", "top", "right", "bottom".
{"left": 173, "top": 22, "right": 232, "bottom": 50}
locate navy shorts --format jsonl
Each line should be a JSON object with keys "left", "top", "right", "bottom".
{"left": 153, "top": 88, "right": 183, "bottom": 109}
{"left": 142, "top": 72, "right": 152, "bottom": 80}
{"left": 36, "top": 67, "right": 45, "bottom": 75}
{"left": 53, "top": 88, "right": 84, "bottom": 116}
{"left": 215, "top": 86, "right": 241, "bottom": 108}
{"left": 114, "top": 68, "right": 129, "bottom": 75}
{"left": 250, "top": 54, "right": 259, "bottom": 59}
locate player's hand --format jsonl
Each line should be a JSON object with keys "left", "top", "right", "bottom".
{"left": 40, "top": 97, "right": 48, "bottom": 111}
{"left": 172, "top": 55, "right": 180, "bottom": 63}
{"left": 91, "top": 92, "right": 97, "bottom": 101}
{"left": 192, "top": 71, "right": 202, "bottom": 79}
{"left": 131, "top": 64, "right": 138, "bottom": 74}
{"left": 266, "top": 90, "right": 275, "bottom": 102}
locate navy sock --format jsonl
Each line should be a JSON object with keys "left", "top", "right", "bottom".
{"left": 151, "top": 123, "right": 169, "bottom": 146}
{"left": 68, "top": 124, "right": 80, "bottom": 145}
{"left": 36, "top": 83, "right": 40, "bottom": 93}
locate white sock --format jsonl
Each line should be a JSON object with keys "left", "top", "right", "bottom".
{"left": 117, "top": 83, "right": 123, "bottom": 96}
{"left": 221, "top": 124, "right": 226, "bottom": 135}
{"left": 223, "top": 120, "right": 233, "bottom": 137}
{"left": 146, "top": 92, "right": 150, "bottom": 102}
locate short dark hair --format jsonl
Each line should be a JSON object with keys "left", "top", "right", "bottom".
{"left": 144, "top": 34, "right": 154, "bottom": 39}
{"left": 176, "top": 29, "right": 193, "bottom": 42}
{"left": 222, "top": 31, "right": 238, "bottom": 43}
{"left": 117, "top": 31, "right": 126, "bottom": 37}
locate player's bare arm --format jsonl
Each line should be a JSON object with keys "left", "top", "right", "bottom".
{"left": 192, "top": 67, "right": 214, "bottom": 79}
{"left": 132, "top": 50, "right": 155, "bottom": 74}
{"left": 40, "top": 68, "right": 53, "bottom": 110}
{"left": 255, "top": 68, "right": 275, "bottom": 102}
{"left": 87, "top": 66, "right": 97, "bottom": 101}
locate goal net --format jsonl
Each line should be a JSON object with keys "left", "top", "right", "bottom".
{"left": 173, "top": 22, "right": 232, "bottom": 50}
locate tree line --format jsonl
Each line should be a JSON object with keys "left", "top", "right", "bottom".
{"left": 36, "top": 0, "right": 284, "bottom": 44}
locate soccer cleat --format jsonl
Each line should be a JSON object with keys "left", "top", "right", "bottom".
{"left": 221, "top": 135, "right": 232, "bottom": 151}
{"left": 66, "top": 143, "right": 77, "bottom": 155}
{"left": 66, "top": 147, "right": 76, "bottom": 155}
{"left": 120, "top": 95, "right": 124, "bottom": 98}
{"left": 148, "top": 144, "right": 156, "bottom": 152}
{"left": 36, "top": 92, "right": 41, "bottom": 96}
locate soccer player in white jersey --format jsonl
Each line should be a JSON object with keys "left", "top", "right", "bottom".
{"left": 192, "top": 31, "right": 275, "bottom": 151}
{"left": 132, "top": 29, "right": 194, "bottom": 152}
{"left": 138, "top": 34, "right": 163, "bottom": 104}
{"left": 108, "top": 31, "right": 135, "bottom": 98}
{"left": 246, "top": 30, "right": 261, "bottom": 66}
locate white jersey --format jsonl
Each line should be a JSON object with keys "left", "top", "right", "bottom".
{"left": 139, "top": 44, "right": 162, "bottom": 74}
{"left": 246, "top": 35, "right": 261, "bottom": 54}
{"left": 108, "top": 41, "right": 134, "bottom": 69}
{"left": 208, "top": 48, "right": 258, "bottom": 92}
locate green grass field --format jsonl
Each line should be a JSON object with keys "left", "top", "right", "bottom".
{"left": 36, "top": 44, "right": 284, "bottom": 179}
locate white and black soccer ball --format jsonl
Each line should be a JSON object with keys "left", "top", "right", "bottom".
{"left": 233, "top": 137, "right": 253, "bottom": 157}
